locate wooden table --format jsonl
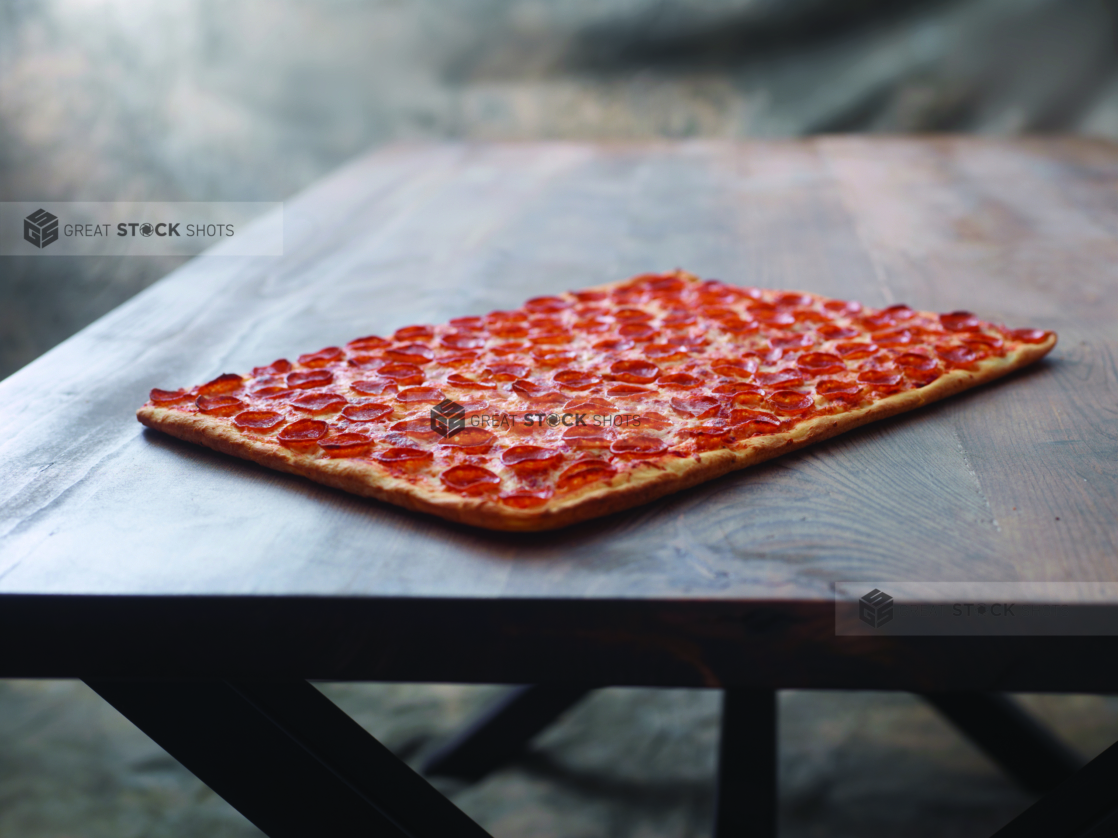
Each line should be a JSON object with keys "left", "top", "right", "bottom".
{"left": 2, "top": 138, "right": 1116, "bottom": 836}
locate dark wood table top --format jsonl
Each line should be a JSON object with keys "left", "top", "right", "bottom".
{"left": 2, "top": 138, "right": 1115, "bottom": 690}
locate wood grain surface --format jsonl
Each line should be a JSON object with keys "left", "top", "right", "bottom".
{"left": 1, "top": 138, "right": 1115, "bottom": 689}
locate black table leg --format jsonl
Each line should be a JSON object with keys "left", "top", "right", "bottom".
{"left": 84, "top": 678, "right": 491, "bottom": 838}
{"left": 920, "top": 692, "right": 1083, "bottom": 794}
{"left": 422, "top": 684, "right": 591, "bottom": 781}
{"left": 992, "top": 736, "right": 1118, "bottom": 837}
{"left": 714, "top": 689, "right": 777, "bottom": 838}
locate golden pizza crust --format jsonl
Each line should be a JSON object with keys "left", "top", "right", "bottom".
{"left": 137, "top": 329, "right": 1056, "bottom": 532}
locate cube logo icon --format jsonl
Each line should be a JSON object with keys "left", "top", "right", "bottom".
{"left": 859, "top": 589, "right": 894, "bottom": 628}
{"left": 430, "top": 399, "right": 465, "bottom": 438}
{"left": 24, "top": 208, "right": 59, "bottom": 249}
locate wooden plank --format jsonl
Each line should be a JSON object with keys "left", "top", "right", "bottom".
{"left": 0, "top": 140, "right": 1114, "bottom": 686}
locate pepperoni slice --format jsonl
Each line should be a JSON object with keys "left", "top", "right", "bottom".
{"left": 643, "top": 344, "right": 689, "bottom": 360}
{"left": 895, "top": 353, "right": 937, "bottom": 372}
{"left": 391, "top": 419, "right": 440, "bottom": 439}
{"left": 347, "top": 355, "right": 387, "bottom": 371}
{"left": 385, "top": 344, "right": 435, "bottom": 364}
{"left": 484, "top": 363, "right": 528, "bottom": 381}
{"left": 376, "top": 363, "right": 425, "bottom": 385}
{"left": 1007, "top": 328, "right": 1049, "bottom": 344}
{"left": 562, "top": 425, "right": 611, "bottom": 448}
{"left": 150, "top": 388, "right": 189, "bottom": 403}
{"left": 756, "top": 370, "right": 804, "bottom": 388}
{"left": 351, "top": 380, "right": 397, "bottom": 397}
{"left": 448, "top": 316, "right": 485, "bottom": 331}
{"left": 608, "top": 359, "right": 660, "bottom": 384}
{"left": 441, "top": 464, "right": 501, "bottom": 495}
{"left": 440, "top": 333, "right": 486, "bottom": 350}
{"left": 594, "top": 338, "right": 635, "bottom": 353}
{"left": 531, "top": 348, "right": 577, "bottom": 366}
{"left": 438, "top": 352, "right": 481, "bottom": 367}
{"left": 393, "top": 325, "right": 435, "bottom": 342}
{"left": 486, "top": 310, "right": 528, "bottom": 324}
{"left": 711, "top": 363, "right": 755, "bottom": 380}
{"left": 644, "top": 274, "right": 687, "bottom": 294}
{"left": 319, "top": 432, "right": 373, "bottom": 457}
{"left": 196, "top": 394, "right": 245, "bottom": 416}
{"left": 712, "top": 382, "right": 761, "bottom": 396}
{"left": 341, "top": 402, "right": 393, "bottom": 423}
{"left": 499, "top": 490, "right": 554, "bottom": 509}
{"left": 768, "top": 391, "right": 814, "bottom": 412}
{"left": 937, "top": 345, "right": 982, "bottom": 365}
{"left": 489, "top": 342, "right": 530, "bottom": 356}
{"left": 573, "top": 317, "right": 613, "bottom": 333}
{"left": 941, "top": 311, "right": 980, "bottom": 332}
{"left": 607, "top": 384, "right": 654, "bottom": 398}
{"left": 618, "top": 323, "right": 658, "bottom": 341}
{"left": 287, "top": 370, "right": 334, "bottom": 389}
{"left": 298, "top": 347, "right": 343, "bottom": 367}
{"left": 511, "top": 379, "right": 564, "bottom": 402}
{"left": 816, "top": 379, "right": 863, "bottom": 399}
{"left": 659, "top": 373, "right": 702, "bottom": 388}
{"left": 553, "top": 369, "right": 601, "bottom": 390}
{"left": 489, "top": 322, "right": 530, "bottom": 338}
{"left": 557, "top": 460, "right": 618, "bottom": 492}
{"left": 573, "top": 290, "right": 608, "bottom": 302}
{"left": 817, "top": 324, "right": 859, "bottom": 340}
{"left": 728, "top": 408, "right": 782, "bottom": 430}
{"left": 699, "top": 305, "right": 736, "bottom": 320}
{"left": 376, "top": 447, "right": 433, "bottom": 468}
{"left": 776, "top": 292, "right": 813, "bottom": 307}
{"left": 438, "top": 427, "right": 497, "bottom": 452}
{"left": 530, "top": 329, "right": 572, "bottom": 345}
{"left": 728, "top": 389, "right": 766, "bottom": 406}
{"left": 671, "top": 396, "right": 720, "bottom": 418}
{"left": 874, "top": 330, "right": 912, "bottom": 347}
{"left": 754, "top": 310, "right": 796, "bottom": 327}
{"left": 397, "top": 387, "right": 445, "bottom": 404}
{"left": 861, "top": 311, "right": 896, "bottom": 331}
{"left": 252, "top": 359, "right": 293, "bottom": 377}
{"left": 565, "top": 397, "right": 618, "bottom": 413}
{"left": 662, "top": 311, "right": 697, "bottom": 329}
{"left": 257, "top": 387, "right": 297, "bottom": 400}
{"left": 668, "top": 335, "right": 707, "bottom": 349}
{"left": 501, "top": 445, "right": 563, "bottom": 471}
{"left": 611, "top": 435, "right": 668, "bottom": 457}
{"left": 834, "top": 341, "right": 878, "bottom": 359}
{"left": 858, "top": 369, "right": 904, "bottom": 387}
{"left": 199, "top": 373, "right": 244, "bottom": 395}
{"left": 772, "top": 333, "right": 814, "bottom": 350}
{"left": 718, "top": 317, "right": 759, "bottom": 334}
{"left": 525, "top": 295, "right": 570, "bottom": 313}
{"left": 278, "top": 418, "right": 328, "bottom": 445}
{"left": 292, "top": 393, "right": 347, "bottom": 413}
{"left": 613, "top": 307, "right": 654, "bottom": 322}
{"left": 233, "top": 410, "right": 285, "bottom": 431}
{"left": 347, "top": 335, "right": 390, "bottom": 352}
{"left": 962, "top": 334, "right": 1004, "bottom": 351}
{"left": 447, "top": 373, "right": 496, "bottom": 390}
{"left": 797, "top": 352, "right": 845, "bottom": 374}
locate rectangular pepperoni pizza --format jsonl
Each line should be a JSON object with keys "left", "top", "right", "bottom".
{"left": 138, "top": 271, "right": 1056, "bottom": 531}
